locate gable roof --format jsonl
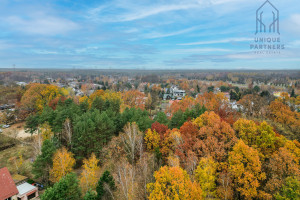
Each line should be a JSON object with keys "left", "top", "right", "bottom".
{"left": 0, "top": 167, "right": 19, "bottom": 199}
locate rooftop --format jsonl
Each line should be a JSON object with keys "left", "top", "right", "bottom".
{"left": 17, "top": 182, "right": 37, "bottom": 196}
{"left": 0, "top": 167, "right": 19, "bottom": 199}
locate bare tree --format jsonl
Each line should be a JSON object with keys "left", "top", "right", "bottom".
{"left": 121, "top": 122, "right": 143, "bottom": 164}
{"left": 115, "top": 160, "right": 136, "bottom": 200}
{"left": 32, "top": 129, "right": 42, "bottom": 156}
{"left": 62, "top": 118, "right": 72, "bottom": 148}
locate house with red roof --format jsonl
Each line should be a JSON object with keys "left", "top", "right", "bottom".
{"left": 0, "top": 167, "right": 39, "bottom": 200}
{"left": 0, "top": 167, "right": 18, "bottom": 200}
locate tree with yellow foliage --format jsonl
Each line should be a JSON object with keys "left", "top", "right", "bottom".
{"left": 21, "top": 83, "right": 62, "bottom": 112}
{"left": 144, "top": 128, "right": 160, "bottom": 151}
{"left": 79, "top": 96, "right": 88, "bottom": 104}
{"left": 147, "top": 166, "right": 202, "bottom": 200}
{"left": 50, "top": 147, "right": 75, "bottom": 183}
{"left": 80, "top": 153, "right": 100, "bottom": 194}
{"left": 195, "top": 157, "right": 218, "bottom": 199}
{"left": 40, "top": 122, "right": 54, "bottom": 141}
{"left": 229, "top": 140, "right": 267, "bottom": 200}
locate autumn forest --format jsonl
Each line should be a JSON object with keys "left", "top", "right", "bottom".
{"left": 0, "top": 70, "right": 299, "bottom": 200}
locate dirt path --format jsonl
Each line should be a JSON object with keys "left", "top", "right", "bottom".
{"left": 2, "top": 122, "right": 32, "bottom": 139}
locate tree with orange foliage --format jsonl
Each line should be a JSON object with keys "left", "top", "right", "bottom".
{"left": 81, "top": 83, "right": 93, "bottom": 95}
{"left": 122, "top": 90, "right": 145, "bottom": 109}
{"left": 160, "top": 128, "right": 182, "bottom": 161}
{"left": 21, "top": 83, "right": 62, "bottom": 112}
{"left": 50, "top": 147, "right": 75, "bottom": 183}
{"left": 268, "top": 100, "right": 300, "bottom": 135}
{"left": 175, "top": 121, "right": 199, "bottom": 170}
{"left": 166, "top": 96, "right": 195, "bottom": 116}
{"left": 147, "top": 166, "right": 202, "bottom": 200}
{"left": 266, "top": 147, "right": 300, "bottom": 194}
{"left": 80, "top": 153, "right": 100, "bottom": 194}
{"left": 238, "top": 94, "right": 266, "bottom": 117}
{"left": 229, "top": 140, "right": 268, "bottom": 200}
{"left": 195, "top": 92, "right": 228, "bottom": 112}
{"left": 192, "top": 111, "right": 237, "bottom": 162}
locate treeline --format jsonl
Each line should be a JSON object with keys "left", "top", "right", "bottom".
{"left": 17, "top": 83, "right": 300, "bottom": 200}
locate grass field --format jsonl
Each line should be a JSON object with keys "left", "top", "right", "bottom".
{"left": 0, "top": 133, "right": 35, "bottom": 178}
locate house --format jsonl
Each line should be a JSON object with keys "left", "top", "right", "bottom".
{"left": 163, "top": 94, "right": 173, "bottom": 100}
{"left": 16, "top": 82, "right": 27, "bottom": 87}
{"left": 16, "top": 182, "right": 39, "bottom": 200}
{"left": 0, "top": 167, "right": 18, "bottom": 200}
{"left": 0, "top": 168, "right": 39, "bottom": 200}
{"left": 163, "top": 86, "right": 186, "bottom": 100}
{"left": 170, "top": 86, "right": 186, "bottom": 98}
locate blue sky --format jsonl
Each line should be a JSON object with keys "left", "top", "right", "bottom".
{"left": 0, "top": 0, "right": 299, "bottom": 69}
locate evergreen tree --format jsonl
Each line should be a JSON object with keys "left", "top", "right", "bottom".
{"left": 154, "top": 112, "right": 169, "bottom": 125}
{"left": 120, "top": 107, "right": 153, "bottom": 132}
{"left": 169, "top": 110, "right": 185, "bottom": 129}
{"left": 96, "top": 171, "right": 116, "bottom": 200}
{"left": 72, "top": 110, "right": 116, "bottom": 160}
{"left": 291, "top": 89, "right": 296, "bottom": 98}
{"left": 32, "top": 139, "right": 56, "bottom": 185}
{"left": 41, "top": 173, "right": 82, "bottom": 200}
{"left": 84, "top": 190, "right": 97, "bottom": 200}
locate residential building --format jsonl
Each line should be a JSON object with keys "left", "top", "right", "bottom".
{"left": 0, "top": 168, "right": 39, "bottom": 200}
{"left": 0, "top": 167, "right": 18, "bottom": 200}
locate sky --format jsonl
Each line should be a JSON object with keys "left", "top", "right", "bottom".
{"left": 0, "top": 0, "right": 299, "bottom": 70}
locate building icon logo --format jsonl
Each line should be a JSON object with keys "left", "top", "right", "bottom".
{"left": 256, "top": 0, "right": 280, "bottom": 34}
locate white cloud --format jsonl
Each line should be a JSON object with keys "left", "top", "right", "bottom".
{"left": 6, "top": 15, "right": 79, "bottom": 36}
{"left": 118, "top": 4, "right": 200, "bottom": 22}
{"left": 283, "top": 14, "right": 300, "bottom": 35}
{"left": 178, "top": 37, "right": 252, "bottom": 45}
{"left": 143, "top": 26, "right": 199, "bottom": 39}
{"left": 88, "top": 1, "right": 208, "bottom": 22}
{"left": 164, "top": 48, "right": 231, "bottom": 54}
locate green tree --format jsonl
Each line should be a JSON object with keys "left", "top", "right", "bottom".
{"left": 169, "top": 110, "right": 185, "bottom": 129}
{"left": 96, "top": 170, "right": 116, "bottom": 200}
{"left": 290, "top": 89, "right": 296, "bottom": 98}
{"left": 41, "top": 173, "right": 82, "bottom": 200}
{"left": 220, "top": 86, "right": 230, "bottom": 92}
{"left": 72, "top": 110, "right": 116, "bottom": 160}
{"left": 275, "top": 177, "right": 300, "bottom": 200}
{"left": 253, "top": 85, "right": 260, "bottom": 93}
{"left": 154, "top": 111, "right": 169, "bottom": 125}
{"left": 84, "top": 190, "right": 97, "bottom": 200}
{"left": 120, "top": 107, "right": 153, "bottom": 132}
{"left": 207, "top": 86, "right": 214, "bottom": 93}
{"left": 32, "top": 139, "right": 56, "bottom": 185}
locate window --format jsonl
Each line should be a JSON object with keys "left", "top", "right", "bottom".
{"left": 28, "top": 192, "right": 36, "bottom": 200}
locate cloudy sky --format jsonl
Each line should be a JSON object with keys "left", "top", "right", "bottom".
{"left": 0, "top": 0, "right": 299, "bottom": 69}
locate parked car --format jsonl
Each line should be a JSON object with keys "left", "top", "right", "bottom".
{"left": 33, "top": 182, "right": 44, "bottom": 191}
{"left": 0, "top": 129, "right": 2, "bottom": 133}
{"left": 3, "top": 125, "right": 10, "bottom": 128}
